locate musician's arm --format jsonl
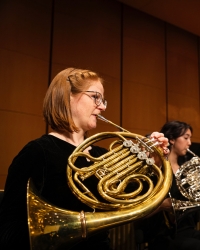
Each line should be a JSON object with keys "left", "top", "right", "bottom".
{"left": 146, "top": 197, "right": 173, "bottom": 218}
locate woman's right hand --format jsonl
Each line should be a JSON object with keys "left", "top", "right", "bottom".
{"left": 146, "top": 197, "right": 173, "bottom": 218}
{"left": 160, "top": 197, "right": 172, "bottom": 212}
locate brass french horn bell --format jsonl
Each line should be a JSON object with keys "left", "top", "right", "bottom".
{"left": 27, "top": 115, "right": 172, "bottom": 249}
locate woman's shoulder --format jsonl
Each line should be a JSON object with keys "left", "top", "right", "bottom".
{"left": 25, "top": 134, "right": 71, "bottom": 149}
{"left": 11, "top": 135, "right": 55, "bottom": 161}
{"left": 20, "top": 134, "right": 51, "bottom": 151}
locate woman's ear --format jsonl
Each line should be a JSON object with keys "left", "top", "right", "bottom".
{"left": 169, "top": 139, "right": 175, "bottom": 145}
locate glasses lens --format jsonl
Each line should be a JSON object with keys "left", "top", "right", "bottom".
{"left": 95, "top": 92, "right": 101, "bottom": 106}
{"left": 104, "top": 100, "right": 107, "bottom": 108}
{"left": 96, "top": 92, "right": 107, "bottom": 108}
{"left": 83, "top": 91, "right": 107, "bottom": 108}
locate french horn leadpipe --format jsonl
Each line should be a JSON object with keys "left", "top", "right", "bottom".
{"left": 27, "top": 115, "right": 172, "bottom": 250}
{"left": 187, "top": 148, "right": 198, "bottom": 157}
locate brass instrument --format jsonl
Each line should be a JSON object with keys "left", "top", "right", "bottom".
{"left": 27, "top": 115, "right": 172, "bottom": 249}
{"left": 170, "top": 149, "right": 200, "bottom": 218}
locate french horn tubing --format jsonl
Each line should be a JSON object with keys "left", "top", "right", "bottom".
{"left": 27, "top": 115, "right": 172, "bottom": 250}
{"left": 170, "top": 148, "right": 200, "bottom": 221}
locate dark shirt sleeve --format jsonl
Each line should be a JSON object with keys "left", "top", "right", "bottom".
{"left": 0, "top": 141, "right": 46, "bottom": 249}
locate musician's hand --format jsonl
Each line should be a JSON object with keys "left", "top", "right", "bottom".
{"left": 160, "top": 198, "right": 176, "bottom": 224}
{"left": 145, "top": 197, "right": 173, "bottom": 218}
{"left": 160, "top": 198, "right": 172, "bottom": 212}
{"left": 150, "top": 132, "right": 169, "bottom": 155}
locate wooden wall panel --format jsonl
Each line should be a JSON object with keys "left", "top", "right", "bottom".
{"left": 0, "top": 111, "right": 45, "bottom": 171}
{"left": 0, "top": 0, "right": 53, "bottom": 188}
{"left": 51, "top": 0, "right": 122, "bottom": 147}
{"left": 122, "top": 7, "right": 166, "bottom": 135}
{"left": 0, "top": 49, "right": 49, "bottom": 113}
{"left": 166, "top": 24, "right": 200, "bottom": 142}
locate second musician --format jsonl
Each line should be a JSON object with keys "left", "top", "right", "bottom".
{"left": 140, "top": 120, "right": 200, "bottom": 250}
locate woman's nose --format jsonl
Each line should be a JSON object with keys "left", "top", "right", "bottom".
{"left": 98, "top": 102, "right": 106, "bottom": 111}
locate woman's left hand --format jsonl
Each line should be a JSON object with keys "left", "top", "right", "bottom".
{"left": 150, "top": 132, "right": 169, "bottom": 155}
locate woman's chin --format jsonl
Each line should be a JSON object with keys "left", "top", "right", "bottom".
{"left": 88, "top": 122, "right": 97, "bottom": 131}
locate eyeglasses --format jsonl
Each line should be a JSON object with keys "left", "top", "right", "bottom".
{"left": 82, "top": 91, "right": 107, "bottom": 108}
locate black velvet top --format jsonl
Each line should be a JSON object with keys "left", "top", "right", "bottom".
{"left": 0, "top": 135, "right": 110, "bottom": 250}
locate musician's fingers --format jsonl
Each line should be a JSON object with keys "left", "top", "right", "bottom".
{"left": 150, "top": 132, "right": 169, "bottom": 148}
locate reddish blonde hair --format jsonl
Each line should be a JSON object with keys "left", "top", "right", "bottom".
{"left": 43, "top": 68, "right": 104, "bottom": 132}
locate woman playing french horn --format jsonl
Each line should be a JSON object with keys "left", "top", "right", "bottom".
{"left": 0, "top": 67, "right": 169, "bottom": 250}
{"left": 141, "top": 121, "right": 200, "bottom": 250}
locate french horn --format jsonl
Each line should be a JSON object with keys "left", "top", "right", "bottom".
{"left": 27, "top": 115, "right": 172, "bottom": 249}
{"left": 170, "top": 149, "right": 200, "bottom": 221}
